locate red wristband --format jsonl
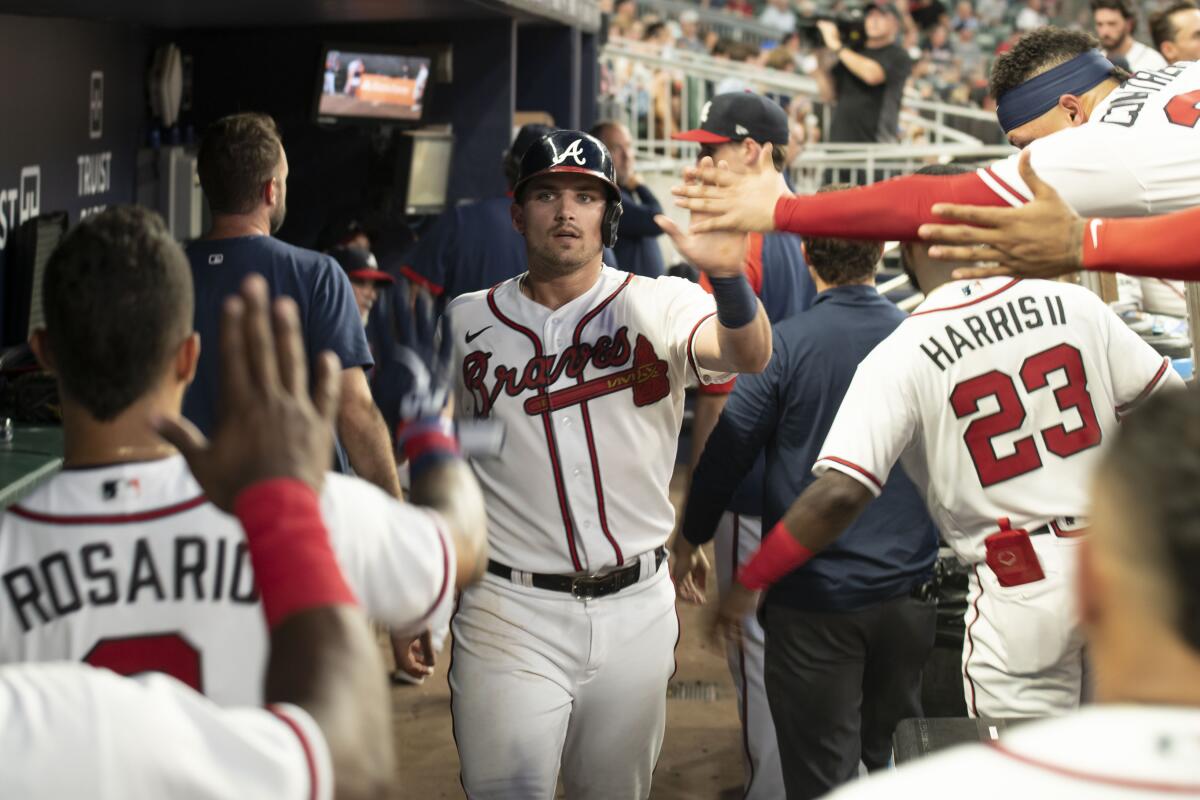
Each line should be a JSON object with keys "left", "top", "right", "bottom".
{"left": 736, "top": 521, "right": 815, "bottom": 591}
{"left": 234, "top": 479, "right": 357, "bottom": 629}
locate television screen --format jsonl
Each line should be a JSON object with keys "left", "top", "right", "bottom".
{"left": 317, "top": 47, "right": 432, "bottom": 123}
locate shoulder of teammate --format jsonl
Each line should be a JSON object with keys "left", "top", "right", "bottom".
{"left": 319, "top": 473, "right": 456, "bottom": 636}
{"left": 0, "top": 663, "right": 331, "bottom": 800}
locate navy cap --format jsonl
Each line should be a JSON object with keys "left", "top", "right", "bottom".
{"left": 672, "top": 92, "right": 790, "bottom": 146}
{"left": 329, "top": 246, "right": 394, "bottom": 285}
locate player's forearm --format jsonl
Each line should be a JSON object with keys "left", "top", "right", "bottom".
{"left": 774, "top": 172, "right": 1006, "bottom": 241}
{"left": 1083, "top": 210, "right": 1200, "bottom": 281}
{"left": 409, "top": 458, "right": 488, "bottom": 588}
{"left": 237, "top": 481, "right": 393, "bottom": 800}
{"left": 338, "top": 386, "right": 403, "bottom": 499}
{"left": 712, "top": 307, "right": 772, "bottom": 373}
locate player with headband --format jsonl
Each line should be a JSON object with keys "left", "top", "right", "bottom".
{"left": 671, "top": 28, "right": 1200, "bottom": 254}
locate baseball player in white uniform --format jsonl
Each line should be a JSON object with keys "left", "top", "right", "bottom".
{"left": 446, "top": 130, "right": 771, "bottom": 798}
{"left": 2, "top": 268, "right": 406, "bottom": 800}
{"left": 0, "top": 206, "right": 485, "bottom": 707}
{"left": 827, "top": 386, "right": 1200, "bottom": 798}
{"left": 717, "top": 235, "right": 1182, "bottom": 718}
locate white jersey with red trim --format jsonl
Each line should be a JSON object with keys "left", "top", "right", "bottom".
{"left": 0, "top": 455, "right": 454, "bottom": 706}
{"left": 449, "top": 265, "right": 729, "bottom": 574}
{"left": 0, "top": 662, "right": 331, "bottom": 800}
{"left": 814, "top": 277, "right": 1179, "bottom": 566}
{"left": 981, "top": 61, "right": 1200, "bottom": 217}
{"left": 828, "top": 705, "right": 1200, "bottom": 799}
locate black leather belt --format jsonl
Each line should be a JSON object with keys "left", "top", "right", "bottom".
{"left": 487, "top": 547, "right": 667, "bottom": 599}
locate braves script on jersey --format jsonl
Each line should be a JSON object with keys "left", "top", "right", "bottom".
{"left": 450, "top": 266, "right": 730, "bottom": 574}
{"left": 983, "top": 61, "right": 1200, "bottom": 216}
{"left": 0, "top": 664, "right": 331, "bottom": 800}
{"left": 815, "top": 278, "right": 1175, "bottom": 564}
{"left": 0, "top": 456, "right": 454, "bottom": 706}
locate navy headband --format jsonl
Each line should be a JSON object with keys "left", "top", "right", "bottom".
{"left": 996, "top": 50, "right": 1114, "bottom": 133}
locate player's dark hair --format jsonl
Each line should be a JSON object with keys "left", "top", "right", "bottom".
{"left": 1150, "top": 0, "right": 1199, "bottom": 49}
{"left": 197, "top": 112, "right": 284, "bottom": 215}
{"left": 990, "top": 27, "right": 1131, "bottom": 99}
{"left": 895, "top": 163, "right": 970, "bottom": 289}
{"left": 801, "top": 184, "right": 884, "bottom": 286}
{"left": 1099, "top": 386, "right": 1200, "bottom": 653}
{"left": 1090, "top": 0, "right": 1137, "bottom": 26}
{"left": 42, "top": 206, "right": 194, "bottom": 421}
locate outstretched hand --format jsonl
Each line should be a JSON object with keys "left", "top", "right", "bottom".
{"left": 671, "top": 147, "right": 782, "bottom": 235}
{"left": 917, "top": 150, "right": 1086, "bottom": 280}
{"left": 655, "top": 213, "right": 747, "bottom": 277}
{"left": 154, "top": 274, "right": 341, "bottom": 512}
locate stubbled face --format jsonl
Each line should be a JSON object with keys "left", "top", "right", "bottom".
{"left": 598, "top": 123, "right": 636, "bottom": 185}
{"left": 514, "top": 173, "right": 608, "bottom": 276}
{"left": 1094, "top": 8, "right": 1132, "bottom": 50}
{"left": 269, "top": 147, "right": 288, "bottom": 234}
{"left": 1165, "top": 9, "right": 1200, "bottom": 63}
{"left": 350, "top": 279, "right": 378, "bottom": 323}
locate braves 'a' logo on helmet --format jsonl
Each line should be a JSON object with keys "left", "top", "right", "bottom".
{"left": 550, "top": 138, "right": 588, "bottom": 167}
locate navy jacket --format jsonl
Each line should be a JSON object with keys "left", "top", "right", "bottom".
{"left": 613, "top": 185, "right": 665, "bottom": 279}
{"left": 682, "top": 285, "right": 938, "bottom": 611}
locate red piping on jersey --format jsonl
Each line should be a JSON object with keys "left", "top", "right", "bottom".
{"left": 1116, "top": 357, "right": 1170, "bottom": 415}
{"left": 571, "top": 273, "right": 634, "bottom": 566}
{"left": 816, "top": 456, "right": 883, "bottom": 492}
{"left": 487, "top": 286, "right": 583, "bottom": 571}
{"left": 982, "top": 167, "right": 1028, "bottom": 207}
{"left": 415, "top": 517, "right": 454, "bottom": 626}
{"left": 909, "top": 278, "right": 1021, "bottom": 317}
{"left": 686, "top": 312, "right": 718, "bottom": 385}
{"left": 964, "top": 565, "right": 984, "bottom": 717}
{"left": 732, "top": 514, "right": 758, "bottom": 797}
{"left": 399, "top": 265, "right": 444, "bottom": 296}
{"left": 268, "top": 705, "right": 320, "bottom": 800}
{"left": 8, "top": 495, "right": 207, "bottom": 525}
{"left": 988, "top": 740, "right": 1200, "bottom": 793}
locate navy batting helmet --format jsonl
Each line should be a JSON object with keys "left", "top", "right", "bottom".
{"left": 513, "top": 130, "right": 624, "bottom": 248}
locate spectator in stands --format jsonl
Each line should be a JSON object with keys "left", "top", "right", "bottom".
{"left": 760, "top": 0, "right": 797, "bottom": 33}
{"left": 950, "top": 0, "right": 979, "bottom": 32}
{"left": 186, "top": 112, "right": 400, "bottom": 498}
{"left": 610, "top": 0, "right": 638, "bottom": 38}
{"left": 403, "top": 124, "right": 618, "bottom": 298}
{"left": 975, "top": 0, "right": 1005, "bottom": 26}
{"left": 592, "top": 120, "right": 666, "bottom": 278}
{"left": 677, "top": 9, "right": 708, "bottom": 53}
{"left": 909, "top": 0, "right": 949, "bottom": 32}
{"left": 1150, "top": 0, "right": 1200, "bottom": 64}
{"left": 925, "top": 24, "right": 955, "bottom": 66}
{"left": 956, "top": 25, "right": 985, "bottom": 72}
{"left": 724, "top": 0, "right": 757, "bottom": 19}
{"left": 1092, "top": 0, "right": 1166, "bottom": 72}
{"left": 1015, "top": 0, "right": 1049, "bottom": 32}
{"left": 815, "top": 2, "right": 913, "bottom": 144}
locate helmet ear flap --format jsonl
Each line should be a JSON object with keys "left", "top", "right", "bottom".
{"left": 602, "top": 196, "right": 623, "bottom": 248}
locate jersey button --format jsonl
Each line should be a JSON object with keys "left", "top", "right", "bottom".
{"left": 573, "top": 467, "right": 583, "bottom": 477}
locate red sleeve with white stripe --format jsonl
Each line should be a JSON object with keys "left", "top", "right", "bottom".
{"left": 320, "top": 474, "right": 456, "bottom": 641}
{"left": 1084, "top": 210, "right": 1200, "bottom": 281}
{"left": 811, "top": 339, "right": 918, "bottom": 497}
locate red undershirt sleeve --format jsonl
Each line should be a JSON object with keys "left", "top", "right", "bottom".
{"left": 1083, "top": 211, "right": 1200, "bottom": 282}
{"left": 773, "top": 172, "right": 1008, "bottom": 241}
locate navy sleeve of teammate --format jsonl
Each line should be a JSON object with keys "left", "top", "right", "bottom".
{"left": 617, "top": 186, "right": 666, "bottom": 238}
{"left": 681, "top": 331, "right": 785, "bottom": 545}
{"left": 403, "top": 209, "right": 457, "bottom": 296}
{"left": 307, "top": 255, "right": 374, "bottom": 371}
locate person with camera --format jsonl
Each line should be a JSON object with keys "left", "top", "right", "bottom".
{"left": 814, "top": 2, "right": 913, "bottom": 145}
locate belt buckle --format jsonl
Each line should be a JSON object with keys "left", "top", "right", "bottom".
{"left": 571, "top": 572, "right": 617, "bottom": 600}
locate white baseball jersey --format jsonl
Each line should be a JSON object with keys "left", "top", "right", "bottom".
{"left": 814, "top": 277, "right": 1179, "bottom": 566}
{"left": 1118, "top": 40, "right": 1168, "bottom": 74}
{"left": 828, "top": 705, "right": 1200, "bottom": 798}
{"left": 0, "top": 455, "right": 454, "bottom": 706}
{"left": 981, "top": 61, "right": 1200, "bottom": 217}
{"left": 449, "top": 266, "right": 729, "bottom": 574}
{"left": 0, "top": 662, "right": 330, "bottom": 800}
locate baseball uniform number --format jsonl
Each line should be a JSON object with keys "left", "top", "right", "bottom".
{"left": 1164, "top": 89, "right": 1200, "bottom": 129}
{"left": 83, "top": 632, "right": 203, "bottom": 692}
{"left": 952, "top": 343, "right": 1101, "bottom": 488}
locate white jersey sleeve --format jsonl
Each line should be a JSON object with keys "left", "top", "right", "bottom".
{"left": 651, "top": 274, "right": 734, "bottom": 387}
{"left": 322, "top": 474, "right": 455, "bottom": 640}
{"left": 1103, "top": 309, "right": 1181, "bottom": 415}
{"left": 0, "top": 663, "right": 330, "bottom": 800}
{"left": 812, "top": 335, "right": 919, "bottom": 497}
